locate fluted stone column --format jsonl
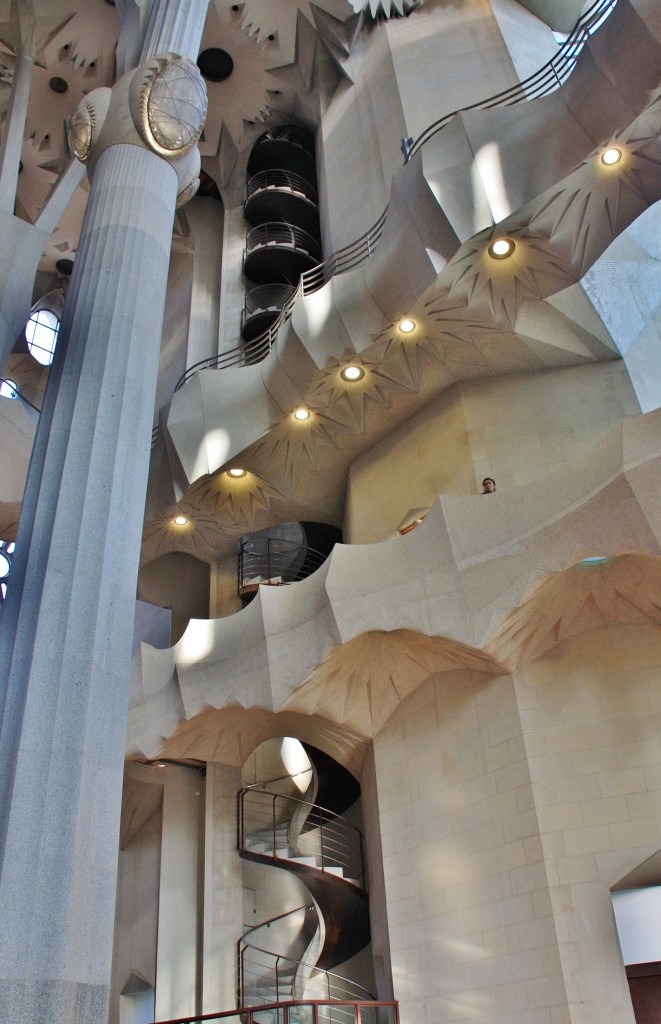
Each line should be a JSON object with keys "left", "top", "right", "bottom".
{"left": 141, "top": 0, "right": 209, "bottom": 61}
{"left": 0, "top": 4, "right": 209, "bottom": 1019}
{"left": 0, "top": 142, "right": 178, "bottom": 1024}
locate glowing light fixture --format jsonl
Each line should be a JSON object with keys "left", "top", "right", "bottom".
{"left": 293, "top": 408, "right": 310, "bottom": 421}
{"left": 399, "top": 318, "right": 416, "bottom": 334}
{"left": 173, "top": 515, "right": 188, "bottom": 526}
{"left": 488, "top": 237, "right": 515, "bottom": 260}
{"left": 340, "top": 365, "right": 364, "bottom": 382}
{"left": 601, "top": 147, "right": 622, "bottom": 166}
{"left": 227, "top": 467, "right": 247, "bottom": 478}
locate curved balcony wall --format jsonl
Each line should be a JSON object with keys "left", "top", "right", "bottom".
{"left": 243, "top": 222, "right": 322, "bottom": 285}
{"left": 242, "top": 125, "right": 322, "bottom": 357}
{"left": 241, "top": 283, "right": 297, "bottom": 342}
{"left": 245, "top": 169, "right": 320, "bottom": 236}
{"left": 247, "top": 125, "right": 317, "bottom": 178}
{"left": 238, "top": 522, "right": 342, "bottom": 603}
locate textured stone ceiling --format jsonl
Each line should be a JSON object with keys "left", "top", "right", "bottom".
{"left": 144, "top": 67, "right": 661, "bottom": 565}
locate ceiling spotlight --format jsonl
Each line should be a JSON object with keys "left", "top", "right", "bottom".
{"left": 399, "top": 319, "right": 416, "bottom": 333}
{"left": 173, "top": 515, "right": 188, "bottom": 526}
{"left": 293, "top": 408, "right": 310, "bottom": 421}
{"left": 227, "top": 467, "right": 247, "bottom": 478}
{"left": 601, "top": 147, "right": 622, "bottom": 166}
{"left": 488, "top": 238, "right": 515, "bottom": 260}
{"left": 340, "top": 365, "right": 365, "bottom": 382}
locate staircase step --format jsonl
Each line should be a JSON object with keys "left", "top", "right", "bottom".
{"left": 246, "top": 841, "right": 271, "bottom": 854}
{"left": 324, "top": 865, "right": 345, "bottom": 878}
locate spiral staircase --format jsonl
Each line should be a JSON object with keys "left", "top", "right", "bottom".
{"left": 237, "top": 745, "right": 376, "bottom": 1024}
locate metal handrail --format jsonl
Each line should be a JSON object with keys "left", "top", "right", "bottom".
{"left": 238, "top": 540, "right": 331, "bottom": 596}
{"left": 407, "top": 0, "right": 617, "bottom": 156}
{"left": 148, "top": 999, "right": 399, "bottom": 1024}
{"left": 244, "top": 284, "right": 298, "bottom": 316}
{"left": 0, "top": 376, "right": 41, "bottom": 413}
{"left": 247, "top": 169, "right": 318, "bottom": 204}
{"left": 238, "top": 788, "right": 366, "bottom": 888}
{"left": 244, "top": 767, "right": 313, "bottom": 791}
{"left": 239, "top": 943, "right": 375, "bottom": 1006}
{"left": 173, "top": 0, "right": 617, "bottom": 392}
{"left": 245, "top": 222, "right": 322, "bottom": 260}
{"left": 250, "top": 124, "right": 317, "bottom": 159}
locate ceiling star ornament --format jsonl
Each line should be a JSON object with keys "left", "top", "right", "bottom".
{"left": 486, "top": 554, "right": 661, "bottom": 668}
{"left": 230, "top": 0, "right": 356, "bottom": 47}
{"left": 184, "top": 468, "right": 290, "bottom": 533}
{"left": 140, "top": 508, "right": 231, "bottom": 565}
{"left": 438, "top": 229, "right": 575, "bottom": 325}
{"left": 349, "top": 0, "right": 421, "bottom": 15}
{"left": 249, "top": 413, "right": 341, "bottom": 486}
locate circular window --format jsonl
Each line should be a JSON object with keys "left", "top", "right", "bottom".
{"left": 0, "top": 541, "right": 15, "bottom": 605}
{"left": 26, "top": 309, "right": 60, "bottom": 366}
{"left": 0, "top": 379, "right": 17, "bottom": 399}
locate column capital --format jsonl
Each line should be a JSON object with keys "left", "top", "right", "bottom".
{"left": 67, "top": 53, "right": 207, "bottom": 208}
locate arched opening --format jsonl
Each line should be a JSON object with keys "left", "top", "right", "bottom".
{"left": 612, "top": 852, "right": 661, "bottom": 1024}
{"left": 238, "top": 737, "right": 377, "bottom": 1016}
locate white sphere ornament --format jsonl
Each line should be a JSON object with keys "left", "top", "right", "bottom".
{"left": 131, "top": 54, "right": 207, "bottom": 159}
{"left": 67, "top": 88, "right": 111, "bottom": 162}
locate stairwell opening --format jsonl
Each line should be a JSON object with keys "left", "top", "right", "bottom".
{"left": 238, "top": 737, "right": 377, "bottom": 1019}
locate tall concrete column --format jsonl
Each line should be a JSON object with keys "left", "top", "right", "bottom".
{"left": 155, "top": 766, "right": 204, "bottom": 1020}
{"left": 0, "top": 12, "right": 208, "bottom": 1021}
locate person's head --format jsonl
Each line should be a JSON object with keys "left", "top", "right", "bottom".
{"left": 482, "top": 477, "right": 496, "bottom": 493}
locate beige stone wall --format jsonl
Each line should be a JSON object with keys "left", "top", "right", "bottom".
{"left": 345, "top": 362, "right": 638, "bottom": 544}
{"left": 515, "top": 624, "right": 661, "bottom": 1024}
{"left": 372, "top": 624, "right": 661, "bottom": 1024}
{"left": 373, "top": 667, "right": 557, "bottom": 1024}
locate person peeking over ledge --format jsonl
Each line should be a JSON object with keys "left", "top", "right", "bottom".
{"left": 482, "top": 477, "right": 496, "bottom": 494}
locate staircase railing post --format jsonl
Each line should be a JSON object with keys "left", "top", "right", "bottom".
{"left": 272, "top": 793, "right": 277, "bottom": 859}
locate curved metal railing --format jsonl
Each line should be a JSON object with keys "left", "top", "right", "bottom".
{"left": 241, "top": 284, "right": 298, "bottom": 334}
{"left": 238, "top": 540, "right": 332, "bottom": 598}
{"left": 245, "top": 222, "right": 322, "bottom": 261}
{"left": 407, "top": 0, "right": 616, "bottom": 156}
{"left": 147, "top": 998, "right": 399, "bottom": 1024}
{"left": 246, "top": 169, "right": 319, "bottom": 205}
{"left": 173, "top": 0, "right": 617, "bottom": 392}
{"left": 249, "top": 124, "right": 317, "bottom": 163}
{"left": 239, "top": 788, "right": 366, "bottom": 889}
{"left": 240, "top": 944, "right": 375, "bottom": 1021}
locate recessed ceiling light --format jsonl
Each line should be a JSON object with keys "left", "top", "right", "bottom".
{"left": 340, "top": 365, "right": 365, "bottom": 381}
{"left": 293, "top": 408, "right": 310, "bottom": 421}
{"left": 399, "top": 319, "right": 416, "bottom": 333}
{"left": 173, "top": 515, "right": 188, "bottom": 526}
{"left": 601, "top": 147, "right": 622, "bottom": 166}
{"left": 227, "top": 467, "right": 247, "bottom": 478}
{"left": 488, "top": 238, "right": 515, "bottom": 259}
